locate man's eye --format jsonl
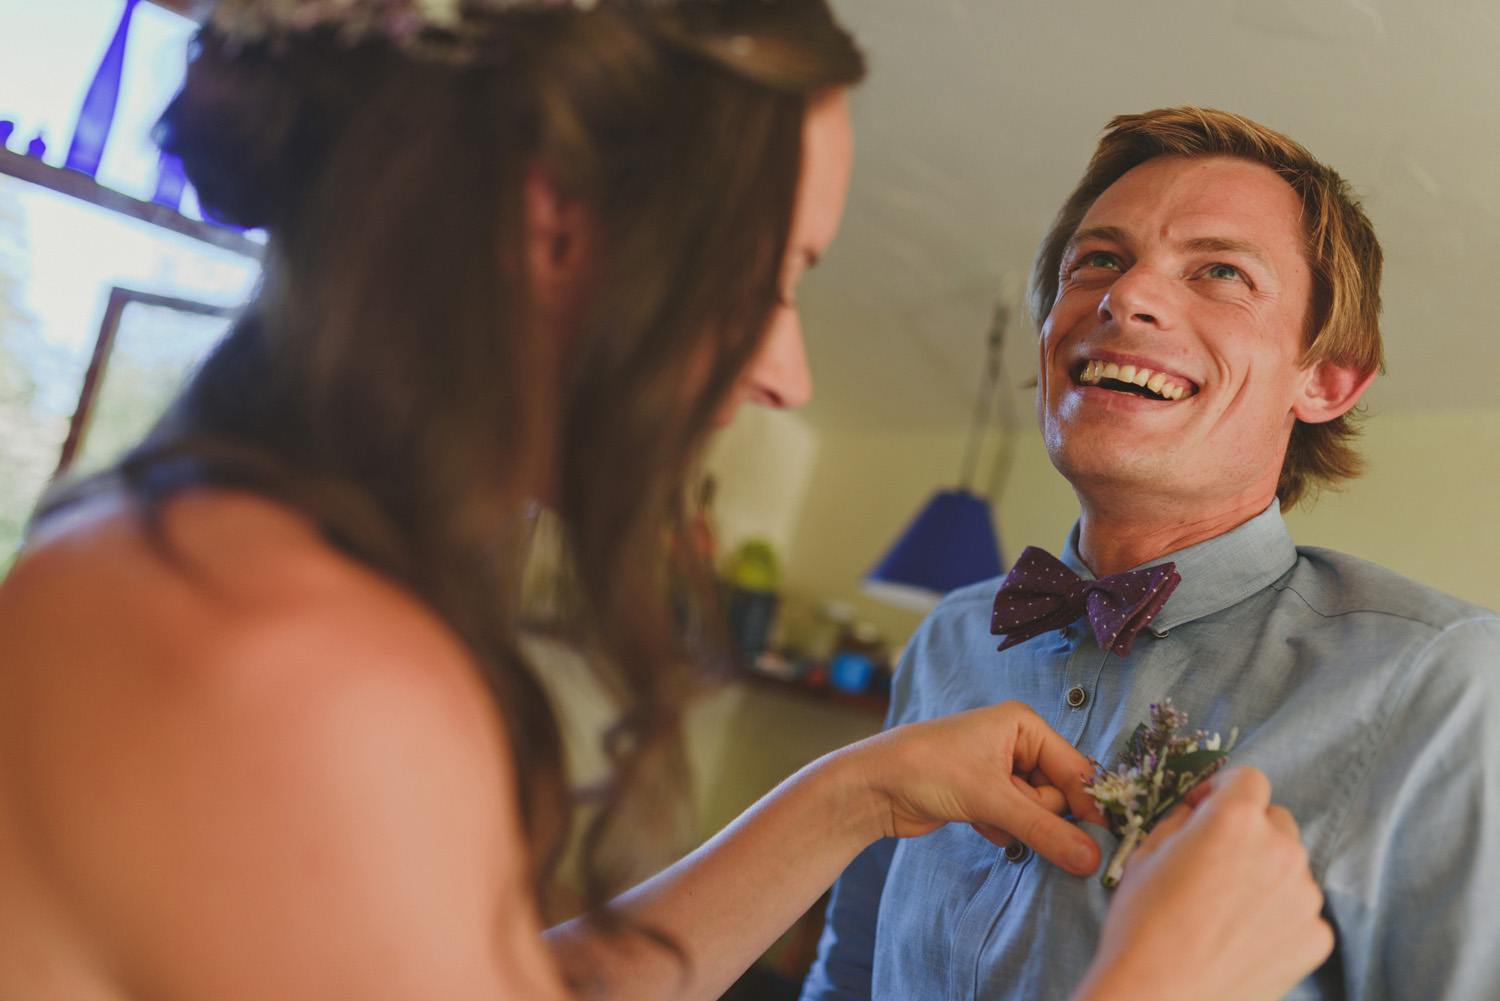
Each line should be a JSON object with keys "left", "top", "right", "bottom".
{"left": 1082, "top": 252, "right": 1121, "bottom": 271}
{"left": 1206, "top": 263, "right": 1244, "bottom": 281}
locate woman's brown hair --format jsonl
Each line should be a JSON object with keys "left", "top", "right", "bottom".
{"left": 35, "top": 0, "right": 864, "bottom": 923}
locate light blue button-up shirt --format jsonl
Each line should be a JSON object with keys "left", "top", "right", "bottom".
{"left": 802, "top": 502, "right": 1500, "bottom": 1001}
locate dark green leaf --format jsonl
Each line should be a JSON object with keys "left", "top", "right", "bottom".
{"left": 1165, "top": 748, "right": 1228, "bottom": 776}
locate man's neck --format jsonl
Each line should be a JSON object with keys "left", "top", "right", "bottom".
{"left": 1075, "top": 494, "right": 1276, "bottom": 578}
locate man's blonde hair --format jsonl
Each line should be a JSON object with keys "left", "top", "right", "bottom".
{"left": 1030, "top": 106, "right": 1384, "bottom": 509}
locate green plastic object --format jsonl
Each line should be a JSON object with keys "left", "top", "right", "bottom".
{"left": 730, "top": 538, "right": 779, "bottom": 593}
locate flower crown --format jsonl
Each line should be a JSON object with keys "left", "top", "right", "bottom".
{"left": 207, "top": 0, "right": 598, "bottom": 52}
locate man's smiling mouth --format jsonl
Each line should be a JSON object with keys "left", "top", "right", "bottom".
{"left": 1077, "top": 359, "right": 1197, "bottom": 401}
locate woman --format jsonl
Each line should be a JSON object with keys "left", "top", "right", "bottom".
{"left": 0, "top": 1, "right": 1330, "bottom": 999}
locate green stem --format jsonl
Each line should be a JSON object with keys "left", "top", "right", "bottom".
{"left": 1101, "top": 824, "right": 1144, "bottom": 888}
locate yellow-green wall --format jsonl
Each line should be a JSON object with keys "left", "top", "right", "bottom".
{"left": 772, "top": 410, "right": 1500, "bottom": 652}
{"left": 681, "top": 407, "right": 1500, "bottom": 844}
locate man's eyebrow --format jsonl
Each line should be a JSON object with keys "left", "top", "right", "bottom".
{"left": 1064, "top": 225, "right": 1128, "bottom": 254}
{"left": 1182, "top": 236, "right": 1269, "bottom": 261}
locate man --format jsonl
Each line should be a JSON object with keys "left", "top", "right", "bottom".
{"left": 801, "top": 107, "right": 1500, "bottom": 1001}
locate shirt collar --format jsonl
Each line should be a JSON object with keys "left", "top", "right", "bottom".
{"left": 1057, "top": 499, "right": 1296, "bottom": 634}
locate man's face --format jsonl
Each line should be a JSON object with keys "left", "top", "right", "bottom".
{"left": 1038, "top": 154, "right": 1317, "bottom": 515}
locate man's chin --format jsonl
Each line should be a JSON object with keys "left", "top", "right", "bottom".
{"left": 1048, "top": 445, "right": 1186, "bottom": 500}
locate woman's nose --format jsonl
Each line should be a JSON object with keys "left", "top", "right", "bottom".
{"left": 742, "top": 305, "right": 814, "bottom": 410}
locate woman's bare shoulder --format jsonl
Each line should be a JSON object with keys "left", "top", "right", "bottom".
{"left": 0, "top": 490, "right": 563, "bottom": 999}
{"left": 1, "top": 486, "right": 510, "bottom": 806}
{"left": 8, "top": 489, "right": 474, "bottom": 680}
{"left": 2, "top": 488, "right": 511, "bottom": 778}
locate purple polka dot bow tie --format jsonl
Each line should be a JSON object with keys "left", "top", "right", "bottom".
{"left": 990, "top": 546, "right": 1181, "bottom": 658}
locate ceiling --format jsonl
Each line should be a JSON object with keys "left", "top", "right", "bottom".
{"left": 800, "top": 0, "right": 1500, "bottom": 434}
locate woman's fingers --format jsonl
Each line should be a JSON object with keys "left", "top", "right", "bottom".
{"left": 1003, "top": 708, "right": 1106, "bottom": 827}
{"left": 1128, "top": 801, "right": 1191, "bottom": 868}
{"left": 1266, "top": 803, "right": 1299, "bottom": 837}
{"left": 869, "top": 702, "right": 1101, "bottom": 873}
{"left": 989, "top": 770, "right": 1100, "bottom": 875}
{"left": 1077, "top": 766, "right": 1333, "bottom": 1001}
{"left": 1008, "top": 772, "right": 1069, "bottom": 815}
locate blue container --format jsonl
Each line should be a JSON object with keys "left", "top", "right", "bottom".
{"left": 829, "top": 651, "right": 874, "bottom": 694}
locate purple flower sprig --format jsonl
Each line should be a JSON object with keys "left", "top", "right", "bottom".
{"left": 1084, "top": 699, "right": 1235, "bottom": 887}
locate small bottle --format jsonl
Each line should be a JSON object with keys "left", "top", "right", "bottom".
{"left": 726, "top": 539, "right": 780, "bottom": 669}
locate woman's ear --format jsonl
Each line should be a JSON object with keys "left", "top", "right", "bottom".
{"left": 522, "top": 165, "right": 594, "bottom": 296}
{"left": 1292, "top": 359, "right": 1377, "bottom": 425}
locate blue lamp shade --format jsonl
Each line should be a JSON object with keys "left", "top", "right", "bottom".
{"left": 862, "top": 489, "right": 1004, "bottom": 612}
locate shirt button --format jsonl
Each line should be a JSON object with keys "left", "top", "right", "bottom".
{"left": 1004, "top": 842, "right": 1032, "bottom": 864}
{"left": 1066, "top": 685, "right": 1088, "bottom": 708}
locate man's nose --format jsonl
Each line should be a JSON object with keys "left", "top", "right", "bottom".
{"left": 1098, "top": 268, "right": 1169, "bottom": 328}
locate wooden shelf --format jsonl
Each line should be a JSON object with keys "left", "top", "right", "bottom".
{"left": 0, "top": 148, "right": 263, "bottom": 260}
{"left": 739, "top": 670, "right": 890, "bottom": 718}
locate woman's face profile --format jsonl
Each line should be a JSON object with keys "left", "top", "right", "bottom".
{"left": 713, "top": 88, "right": 855, "bottom": 429}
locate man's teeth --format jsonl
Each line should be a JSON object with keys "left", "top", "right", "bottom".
{"left": 1079, "top": 359, "right": 1190, "bottom": 400}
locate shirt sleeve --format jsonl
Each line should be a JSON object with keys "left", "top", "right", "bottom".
{"left": 798, "top": 836, "right": 894, "bottom": 1001}
{"left": 1321, "top": 615, "right": 1500, "bottom": 1001}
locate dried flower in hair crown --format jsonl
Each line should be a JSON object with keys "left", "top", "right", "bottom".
{"left": 1084, "top": 699, "right": 1235, "bottom": 887}
{"left": 208, "top": 0, "right": 598, "bottom": 51}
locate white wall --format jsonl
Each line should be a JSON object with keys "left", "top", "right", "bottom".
{"left": 703, "top": 405, "right": 821, "bottom": 570}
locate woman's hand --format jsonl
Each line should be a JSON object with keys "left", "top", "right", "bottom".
{"left": 1073, "top": 766, "right": 1334, "bottom": 1001}
{"left": 840, "top": 702, "right": 1107, "bottom": 877}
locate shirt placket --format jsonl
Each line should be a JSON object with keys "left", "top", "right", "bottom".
{"left": 1053, "top": 623, "right": 1110, "bottom": 742}
{"left": 947, "top": 627, "right": 1107, "bottom": 1001}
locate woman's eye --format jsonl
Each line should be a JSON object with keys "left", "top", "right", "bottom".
{"left": 1206, "top": 263, "right": 1244, "bottom": 281}
{"left": 1082, "top": 252, "right": 1121, "bottom": 271}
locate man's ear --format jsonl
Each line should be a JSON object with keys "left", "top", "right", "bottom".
{"left": 522, "top": 164, "right": 593, "bottom": 293}
{"left": 1292, "top": 359, "right": 1377, "bottom": 425}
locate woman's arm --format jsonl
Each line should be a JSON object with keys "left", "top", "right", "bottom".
{"left": 547, "top": 716, "right": 1331, "bottom": 1001}
{"left": 544, "top": 701, "right": 1107, "bottom": 1001}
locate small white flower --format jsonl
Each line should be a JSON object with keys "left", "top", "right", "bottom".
{"left": 1086, "top": 699, "right": 1234, "bottom": 887}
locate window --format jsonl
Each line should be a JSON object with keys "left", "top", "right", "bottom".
{"left": 0, "top": 0, "right": 261, "bottom": 561}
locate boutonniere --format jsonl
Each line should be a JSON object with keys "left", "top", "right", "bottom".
{"left": 1084, "top": 699, "right": 1235, "bottom": 887}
